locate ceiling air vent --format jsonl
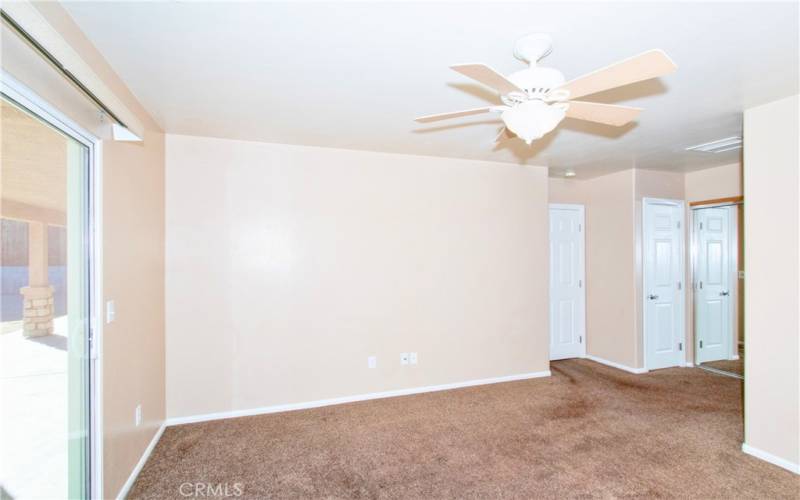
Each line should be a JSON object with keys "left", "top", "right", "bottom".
{"left": 685, "top": 136, "right": 742, "bottom": 153}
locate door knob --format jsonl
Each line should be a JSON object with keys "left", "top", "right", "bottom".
{"left": 648, "top": 294, "right": 659, "bottom": 300}
{"left": 719, "top": 291, "right": 730, "bottom": 296}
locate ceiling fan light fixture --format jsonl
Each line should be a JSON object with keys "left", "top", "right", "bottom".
{"left": 564, "top": 170, "right": 577, "bottom": 178}
{"left": 501, "top": 100, "right": 567, "bottom": 144}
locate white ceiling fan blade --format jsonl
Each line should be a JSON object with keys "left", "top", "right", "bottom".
{"left": 559, "top": 49, "right": 677, "bottom": 100}
{"left": 494, "top": 126, "right": 515, "bottom": 143}
{"left": 566, "top": 101, "right": 642, "bottom": 126}
{"left": 415, "top": 106, "right": 496, "bottom": 123}
{"left": 450, "top": 63, "right": 523, "bottom": 95}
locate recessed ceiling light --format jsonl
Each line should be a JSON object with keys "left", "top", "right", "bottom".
{"left": 564, "top": 170, "right": 576, "bottom": 178}
{"left": 686, "top": 136, "right": 742, "bottom": 153}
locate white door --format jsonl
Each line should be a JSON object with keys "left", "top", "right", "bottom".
{"left": 549, "top": 204, "right": 586, "bottom": 360}
{"left": 694, "top": 207, "right": 731, "bottom": 363}
{"left": 643, "top": 199, "right": 685, "bottom": 370}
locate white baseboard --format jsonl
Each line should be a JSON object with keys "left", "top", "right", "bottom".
{"left": 166, "top": 370, "right": 551, "bottom": 427}
{"left": 683, "top": 361, "right": 695, "bottom": 367}
{"left": 742, "top": 443, "right": 800, "bottom": 475}
{"left": 585, "top": 355, "right": 648, "bottom": 374}
{"left": 117, "top": 422, "right": 166, "bottom": 499}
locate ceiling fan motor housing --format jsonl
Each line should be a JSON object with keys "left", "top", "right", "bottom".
{"left": 513, "top": 33, "right": 554, "bottom": 65}
{"left": 504, "top": 67, "right": 567, "bottom": 103}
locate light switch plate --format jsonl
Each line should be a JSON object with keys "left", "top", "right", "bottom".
{"left": 400, "top": 353, "right": 409, "bottom": 365}
{"left": 368, "top": 356, "right": 377, "bottom": 369}
{"left": 409, "top": 352, "right": 418, "bottom": 365}
{"left": 106, "top": 300, "right": 116, "bottom": 324}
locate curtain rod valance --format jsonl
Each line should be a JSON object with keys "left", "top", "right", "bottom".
{"left": 1, "top": 2, "right": 144, "bottom": 141}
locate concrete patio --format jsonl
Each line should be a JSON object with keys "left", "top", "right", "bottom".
{"left": 0, "top": 315, "right": 68, "bottom": 499}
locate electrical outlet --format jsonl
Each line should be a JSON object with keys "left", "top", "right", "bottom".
{"left": 135, "top": 404, "right": 142, "bottom": 427}
{"left": 400, "top": 353, "right": 409, "bottom": 365}
{"left": 106, "top": 300, "right": 116, "bottom": 324}
{"left": 368, "top": 356, "right": 377, "bottom": 369}
{"left": 409, "top": 352, "right": 418, "bottom": 365}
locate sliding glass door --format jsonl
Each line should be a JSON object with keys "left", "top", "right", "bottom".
{"left": 0, "top": 92, "right": 94, "bottom": 499}
{"left": 67, "top": 138, "right": 91, "bottom": 499}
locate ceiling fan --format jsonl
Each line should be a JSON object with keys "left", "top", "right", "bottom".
{"left": 415, "top": 34, "right": 677, "bottom": 145}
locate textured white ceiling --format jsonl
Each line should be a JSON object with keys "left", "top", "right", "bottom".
{"left": 63, "top": 1, "right": 798, "bottom": 176}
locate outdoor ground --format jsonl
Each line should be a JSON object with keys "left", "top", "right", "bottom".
{"left": 0, "top": 316, "right": 68, "bottom": 499}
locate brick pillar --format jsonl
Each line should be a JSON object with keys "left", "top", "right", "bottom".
{"left": 21, "top": 285, "right": 55, "bottom": 337}
{"left": 20, "top": 221, "right": 53, "bottom": 337}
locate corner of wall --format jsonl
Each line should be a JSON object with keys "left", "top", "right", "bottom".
{"left": 22, "top": 4, "right": 168, "bottom": 497}
{"left": 742, "top": 93, "right": 800, "bottom": 470}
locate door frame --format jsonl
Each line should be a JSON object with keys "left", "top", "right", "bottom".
{"left": 642, "top": 197, "right": 686, "bottom": 370}
{"left": 690, "top": 203, "right": 740, "bottom": 363}
{"left": 1, "top": 71, "right": 104, "bottom": 499}
{"left": 548, "top": 203, "right": 586, "bottom": 360}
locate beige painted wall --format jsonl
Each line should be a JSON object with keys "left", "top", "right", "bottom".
{"left": 684, "top": 162, "right": 742, "bottom": 203}
{"left": 165, "top": 134, "right": 550, "bottom": 419}
{"left": 635, "top": 169, "right": 686, "bottom": 201}
{"left": 549, "top": 170, "right": 639, "bottom": 368}
{"left": 743, "top": 94, "right": 799, "bottom": 467}
{"left": 27, "top": 4, "right": 167, "bottom": 497}
{"left": 101, "top": 132, "right": 165, "bottom": 497}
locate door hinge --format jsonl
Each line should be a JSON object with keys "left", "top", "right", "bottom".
{"left": 578, "top": 279, "right": 582, "bottom": 288}
{"left": 578, "top": 223, "right": 582, "bottom": 232}
{"left": 699, "top": 281, "right": 703, "bottom": 290}
{"left": 699, "top": 222, "right": 704, "bottom": 230}
{"left": 579, "top": 336, "right": 583, "bottom": 344}
{"left": 679, "top": 342, "right": 683, "bottom": 351}
{"left": 677, "top": 221, "right": 681, "bottom": 229}
{"left": 677, "top": 281, "right": 682, "bottom": 291}
{"left": 699, "top": 340, "right": 704, "bottom": 348}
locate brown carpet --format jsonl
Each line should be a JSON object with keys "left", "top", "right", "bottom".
{"left": 702, "top": 348, "right": 745, "bottom": 377}
{"left": 702, "top": 358, "right": 744, "bottom": 377}
{"left": 130, "top": 360, "right": 799, "bottom": 499}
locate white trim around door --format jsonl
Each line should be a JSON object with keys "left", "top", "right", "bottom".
{"left": 642, "top": 198, "right": 686, "bottom": 370}
{"left": 549, "top": 204, "right": 586, "bottom": 360}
